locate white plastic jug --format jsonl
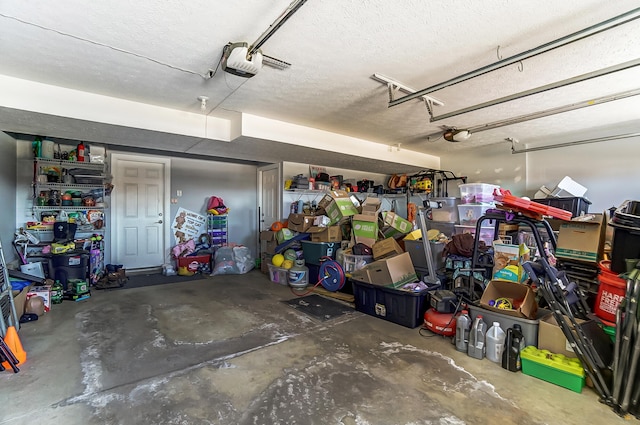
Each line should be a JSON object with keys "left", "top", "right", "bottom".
{"left": 486, "top": 321, "right": 506, "bottom": 363}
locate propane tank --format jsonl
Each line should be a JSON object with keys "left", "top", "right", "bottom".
{"left": 288, "top": 259, "right": 309, "bottom": 290}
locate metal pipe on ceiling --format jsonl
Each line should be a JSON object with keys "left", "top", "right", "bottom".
{"left": 388, "top": 7, "right": 640, "bottom": 107}
{"left": 511, "top": 132, "right": 640, "bottom": 154}
{"left": 466, "top": 88, "right": 640, "bottom": 134}
{"left": 248, "top": 0, "right": 308, "bottom": 55}
{"left": 431, "top": 58, "right": 640, "bottom": 122}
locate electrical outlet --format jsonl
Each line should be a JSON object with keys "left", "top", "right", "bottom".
{"left": 176, "top": 190, "right": 182, "bottom": 197}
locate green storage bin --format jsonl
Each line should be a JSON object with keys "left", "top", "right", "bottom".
{"left": 300, "top": 241, "right": 337, "bottom": 266}
{"left": 521, "top": 346, "right": 585, "bottom": 393}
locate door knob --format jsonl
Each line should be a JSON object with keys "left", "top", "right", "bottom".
{"left": 156, "top": 220, "right": 163, "bottom": 224}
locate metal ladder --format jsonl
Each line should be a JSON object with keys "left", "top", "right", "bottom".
{"left": 0, "top": 238, "right": 19, "bottom": 337}
{"left": 416, "top": 207, "right": 441, "bottom": 286}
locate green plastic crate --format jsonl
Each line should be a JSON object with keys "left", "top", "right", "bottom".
{"left": 521, "top": 346, "right": 585, "bottom": 393}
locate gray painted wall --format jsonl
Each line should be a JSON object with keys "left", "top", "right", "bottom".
{"left": 0, "top": 132, "right": 17, "bottom": 263}
{"left": 170, "top": 157, "right": 259, "bottom": 257}
{"left": 441, "top": 135, "right": 640, "bottom": 215}
{"left": 441, "top": 142, "right": 527, "bottom": 197}
{"left": 11, "top": 137, "right": 259, "bottom": 267}
{"left": 526, "top": 136, "right": 640, "bottom": 213}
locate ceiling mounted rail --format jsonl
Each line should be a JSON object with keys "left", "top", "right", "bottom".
{"left": 431, "top": 58, "right": 640, "bottom": 122}
{"left": 371, "top": 73, "right": 444, "bottom": 114}
{"left": 511, "top": 132, "right": 640, "bottom": 154}
{"left": 248, "top": 0, "right": 308, "bottom": 56}
{"left": 388, "top": 7, "right": 640, "bottom": 107}
{"left": 466, "top": 88, "right": 640, "bottom": 134}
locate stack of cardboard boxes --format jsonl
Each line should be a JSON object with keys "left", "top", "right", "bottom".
{"left": 259, "top": 190, "right": 420, "bottom": 284}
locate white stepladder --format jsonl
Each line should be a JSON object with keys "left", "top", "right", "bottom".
{"left": 0, "top": 238, "right": 19, "bottom": 337}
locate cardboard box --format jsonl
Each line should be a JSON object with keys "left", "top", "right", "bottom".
{"left": 260, "top": 230, "right": 275, "bottom": 241}
{"left": 351, "top": 214, "right": 379, "bottom": 247}
{"left": 350, "top": 252, "right": 417, "bottom": 289}
{"left": 318, "top": 190, "right": 359, "bottom": 225}
{"left": 27, "top": 285, "right": 52, "bottom": 313}
{"left": 12, "top": 284, "right": 34, "bottom": 319}
{"left": 260, "top": 252, "right": 272, "bottom": 273}
{"left": 480, "top": 280, "right": 538, "bottom": 319}
{"left": 361, "top": 197, "right": 382, "bottom": 216}
{"left": 381, "top": 211, "right": 413, "bottom": 238}
{"left": 260, "top": 231, "right": 278, "bottom": 254}
{"left": 308, "top": 226, "right": 342, "bottom": 242}
{"left": 313, "top": 215, "right": 331, "bottom": 227}
{"left": 538, "top": 314, "right": 582, "bottom": 358}
{"left": 492, "top": 243, "right": 530, "bottom": 283}
{"left": 287, "top": 213, "right": 315, "bottom": 232}
{"left": 537, "top": 314, "right": 610, "bottom": 362}
{"left": 373, "top": 237, "right": 404, "bottom": 260}
{"left": 556, "top": 214, "right": 606, "bottom": 264}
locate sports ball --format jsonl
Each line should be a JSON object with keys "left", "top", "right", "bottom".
{"left": 271, "top": 254, "right": 285, "bottom": 267}
{"left": 284, "top": 249, "right": 297, "bottom": 261}
{"left": 281, "top": 259, "right": 294, "bottom": 269}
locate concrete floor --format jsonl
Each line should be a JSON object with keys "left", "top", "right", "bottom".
{"left": 2, "top": 270, "right": 621, "bottom": 425}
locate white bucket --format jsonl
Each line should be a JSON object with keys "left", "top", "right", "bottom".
{"left": 41, "top": 139, "right": 54, "bottom": 159}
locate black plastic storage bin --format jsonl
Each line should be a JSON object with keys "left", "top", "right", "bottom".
{"left": 610, "top": 200, "right": 640, "bottom": 273}
{"left": 535, "top": 197, "right": 591, "bottom": 217}
{"left": 49, "top": 252, "right": 89, "bottom": 290}
{"left": 351, "top": 279, "right": 430, "bottom": 328}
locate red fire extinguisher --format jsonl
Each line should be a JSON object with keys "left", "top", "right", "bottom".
{"left": 77, "top": 142, "right": 85, "bottom": 162}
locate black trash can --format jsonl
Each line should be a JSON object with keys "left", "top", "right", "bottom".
{"left": 49, "top": 252, "right": 89, "bottom": 290}
{"left": 53, "top": 222, "right": 77, "bottom": 241}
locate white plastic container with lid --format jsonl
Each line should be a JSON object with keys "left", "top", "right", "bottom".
{"left": 486, "top": 321, "right": 506, "bottom": 363}
{"left": 458, "top": 183, "right": 499, "bottom": 204}
{"left": 457, "top": 204, "right": 493, "bottom": 225}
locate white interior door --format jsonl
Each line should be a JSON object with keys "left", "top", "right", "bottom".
{"left": 258, "top": 164, "right": 281, "bottom": 231}
{"left": 111, "top": 154, "right": 171, "bottom": 269}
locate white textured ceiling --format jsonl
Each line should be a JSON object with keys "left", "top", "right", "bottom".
{"left": 1, "top": 0, "right": 639, "bottom": 173}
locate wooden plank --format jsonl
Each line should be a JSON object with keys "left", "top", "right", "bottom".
{"left": 312, "top": 287, "right": 354, "bottom": 304}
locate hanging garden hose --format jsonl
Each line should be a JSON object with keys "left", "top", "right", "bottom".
{"left": 289, "top": 256, "right": 346, "bottom": 297}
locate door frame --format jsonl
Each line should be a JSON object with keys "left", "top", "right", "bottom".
{"left": 257, "top": 163, "right": 282, "bottom": 256}
{"left": 109, "top": 152, "right": 172, "bottom": 268}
